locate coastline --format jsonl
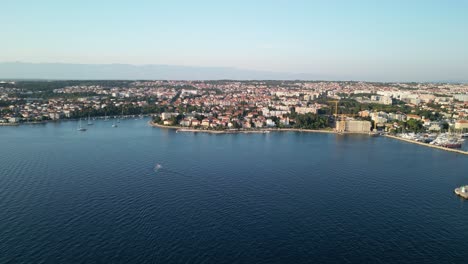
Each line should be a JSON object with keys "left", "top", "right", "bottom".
{"left": 149, "top": 121, "right": 468, "bottom": 156}
{"left": 385, "top": 134, "right": 468, "bottom": 156}
{"left": 150, "top": 121, "right": 343, "bottom": 134}
{"left": 0, "top": 114, "right": 152, "bottom": 127}
{"left": 4, "top": 119, "right": 467, "bottom": 156}
{"left": 149, "top": 121, "right": 245, "bottom": 134}
{"left": 0, "top": 123, "right": 19, "bottom": 126}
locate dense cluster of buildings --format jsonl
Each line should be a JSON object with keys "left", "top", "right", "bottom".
{"left": 1, "top": 80, "right": 467, "bottom": 133}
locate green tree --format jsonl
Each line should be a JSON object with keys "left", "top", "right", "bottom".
{"left": 406, "top": 119, "right": 424, "bottom": 132}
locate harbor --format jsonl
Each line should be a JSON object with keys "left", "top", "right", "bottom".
{"left": 386, "top": 134, "right": 468, "bottom": 155}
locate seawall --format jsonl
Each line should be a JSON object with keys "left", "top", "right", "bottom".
{"left": 149, "top": 121, "right": 362, "bottom": 135}
{"left": 386, "top": 135, "right": 468, "bottom": 156}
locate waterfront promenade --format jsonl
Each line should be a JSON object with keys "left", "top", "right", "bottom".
{"left": 385, "top": 135, "right": 468, "bottom": 155}
{"left": 150, "top": 121, "right": 468, "bottom": 156}
{"left": 149, "top": 121, "right": 336, "bottom": 134}
{"left": 0, "top": 123, "right": 19, "bottom": 126}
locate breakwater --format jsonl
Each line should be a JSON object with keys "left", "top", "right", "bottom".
{"left": 386, "top": 135, "right": 468, "bottom": 156}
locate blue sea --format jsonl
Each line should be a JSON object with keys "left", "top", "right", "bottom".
{"left": 1, "top": 118, "right": 468, "bottom": 263}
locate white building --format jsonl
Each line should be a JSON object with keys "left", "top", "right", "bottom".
{"left": 295, "top": 107, "right": 317, "bottom": 114}
{"left": 336, "top": 120, "right": 371, "bottom": 133}
{"left": 161, "top": 112, "right": 179, "bottom": 120}
{"left": 266, "top": 119, "right": 276, "bottom": 127}
{"left": 454, "top": 94, "right": 468, "bottom": 102}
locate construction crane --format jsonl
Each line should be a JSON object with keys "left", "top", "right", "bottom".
{"left": 327, "top": 100, "right": 358, "bottom": 120}
{"left": 327, "top": 100, "right": 361, "bottom": 133}
{"left": 327, "top": 100, "right": 342, "bottom": 132}
{"left": 327, "top": 100, "right": 339, "bottom": 119}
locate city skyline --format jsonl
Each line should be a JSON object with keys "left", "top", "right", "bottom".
{"left": 2, "top": 0, "right": 468, "bottom": 81}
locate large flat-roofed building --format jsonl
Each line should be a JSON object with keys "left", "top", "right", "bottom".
{"left": 454, "top": 94, "right": 468, "bottom": 102}
{"left": 336, "top": 120, "right": 371, "bottom": 133}
{"left": 161, "top": 112, "right": 179, "bottom": 120}
{"left": 454, "top": 120, "right": 468, "bottom": 130}
{"left": 295, "top": 107, "right": 317, "bottom": 114}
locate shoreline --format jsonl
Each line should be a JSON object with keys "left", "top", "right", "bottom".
{"left": 149, "top": 121, "right": 468, "bottom": 156}
{"left": 3, "top": 119, "right": 467, "bottom": 156}
{"left": 149, "top": 121, "right": 350, "bottom": 135}
{"left": 0, "top": 123, "right": 19, "bottom": 126}
{"left": 385, "top": 134, "right": 468, "bottom": 156}
{"left": 0, "top": 114, "right": 153, "bottom": 127}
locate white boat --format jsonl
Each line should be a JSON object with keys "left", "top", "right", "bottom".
{"left": 430, "top": 133, "right": 463, "bottom": 148}
{"left": 77, "top": 119, "right": 87, "bottom": 131}
{"left": 112, "top": 120, "right": 118, "bottom": 128}
{"left": 87, "top": 114, "right": 93, "bottom": 125}
{"left": 455, "top": 185, "right": 468, "bottom": 199}
{"left": 117, "top": 108, "right": 123, "bottom": 123}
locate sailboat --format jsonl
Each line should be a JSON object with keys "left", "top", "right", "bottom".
{"left": 118, "top": 108, "right": 123, "bottom": 123}
{"left": 77, "top": 118, "right": 87, "bottom": 131}
{"left": 87, "top": 114, "right": 93, "bottom": 125}
{"left": 112, "top": 120, "right": 118, "bottom": 128}
{"left": 104, "top": 111, "right": 109, "bottom": 122}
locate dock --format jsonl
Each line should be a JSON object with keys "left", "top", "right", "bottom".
{"left": 386, "top": 135, "right": 468, "bottom": 156}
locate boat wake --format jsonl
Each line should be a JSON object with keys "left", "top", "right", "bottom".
{"left": 154, "top": 163, "right": 162, "bottom": 172}
{"left": 153, "top": 163, "right": 194, "bottom": 178}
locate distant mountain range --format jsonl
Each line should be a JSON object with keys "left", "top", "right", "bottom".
{"left": 0, "top": 62, "right": 466, "bottom": 83}
{"left": 0, "top": 62, "right": 323, "bottom": 81}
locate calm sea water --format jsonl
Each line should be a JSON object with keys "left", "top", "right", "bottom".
{"left": 1, "top": 118, "right": 468, "bottom": 263}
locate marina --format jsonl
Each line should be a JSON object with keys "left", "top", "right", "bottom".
{"left": 386, "top": 134, "right": 468, "bottom": 155}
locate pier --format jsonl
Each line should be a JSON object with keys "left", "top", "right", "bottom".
{"left": 386, "top": 135, "right": 468, "bottom": 156}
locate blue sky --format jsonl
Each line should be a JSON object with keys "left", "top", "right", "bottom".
{"left": 2, "top": 0, "right": 468, "bottom": 81}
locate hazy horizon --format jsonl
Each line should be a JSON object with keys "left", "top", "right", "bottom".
{"left": 0, "top": 62, "right": 467, "bottom": 83}
{"left": 2, "top": 0, "right": 468, "bottom": 81}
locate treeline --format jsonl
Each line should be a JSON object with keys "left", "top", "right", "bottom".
{"left": 315, "top": 98, "right": 436, "bottom": 119}
{"left": 291, "top": 112, "right": 330, "bottom": 129}
{"left": 13, "top": 91, "right": 100, "bottom": 99}
{"left": 71, "top": 105, "right": 168, "bottom": 118}
{"left": 0, "top": 99, "right": 25, "bottom": 107}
